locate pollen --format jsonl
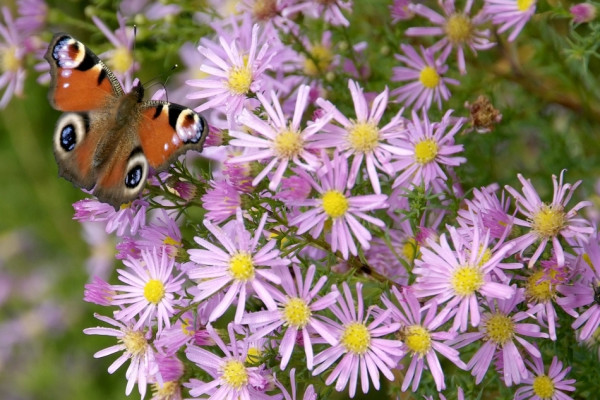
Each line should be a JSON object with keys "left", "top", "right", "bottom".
{"left": 283, "top": 297, "right": 312, "bottom": 328}
{"left": 402, "top": 325, "right": 432, "bottom": 356}
{"left": 414, "top": 138, "right": 439, "bottom": 164}
{"left": 151, "top": 381, "right": 179, "bottom": 398}
{"left": 273, "top": 129, "right": 304, "bottom": 159}
{"left": 144, "top": 279, "right": 166, "bottom": 304}
{"left": 531, "top": 204, "right": 566, "bottom": 238}
{"left": 304, "top": 44, "right": 333, "bottom": 76}
{"left": 402, "top": 238, "right": 419, "bottom": 263}
{"left": 476, "top": 246, "right": 492, "bottom": 267}
{"left": 181, "top": 317, "right": 195, "bottom": 336}
{"left": 419, "top": 66, "right": 440, "bottom": 89}
{"left": 221, "top": 360, "right": 248, "bottom": 389}
{"left": 517, "top": 0, "right": 535, "bottom": 12}
{"left": 532, "top": 374, "right": 555, "bottom": 399}
{"left": 484, "top": 313, "right": 515, "bottom": 345}
{"left": 348, "top": 121, "right": 380, "bottom": 153}
{"left": 228, "top": 65, "right": 253, "bottom": 95}
{"left": 246, "top": 347, "right": 262, "bottom": 365}
{"left": 525, "top": 270, "right": 556, "bottom": 303}
{"left": 341, "top": 322, "right": 371, "bottom": 354}
{"left": 451, "top": 265, "right": 484, "bottom": 296}
{"left": 163, "top": 236, "right": 182, "bottom": 247}
{"left": 229, "top": 252, "right": 255, "bottom": 281}
{"left": 322, "top": 190, "right": 349, "bottom": 219}
{"left": 445, "top": 13, "right": 473, "bottom": 44}
{"left": 120, "top": 329, "right": 147, "bottom": 356}
{"left": 110, "top": 46, "right": 133, "bottom": 75}
{"left": 1, "top": 46, "right": 20, "bottom": 73}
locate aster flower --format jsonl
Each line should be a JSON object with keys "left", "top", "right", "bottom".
{"left": 150, "top": 354, "right": 184, "bottom": 400}
{"left": 282, "top": 0, "right": 352, "bottom": 26}
{"left": 84, "top": 276, "right": 115, "bottom": 306}
{"left": 449, "top": 288, "right": 549, "bottom": 386}
{"left": 187, "top": 210, "right": 289, "bottom": 323}
{"left": 390, "top": 0, "right": 415, "bottom": 23}
{"left": 406, "top": 0, "right": 494, "bottom": 74}
{"left": 273, "top": 175, "right": 312, "bottom": 201}
{"left": 187, "top": 24, "right": 275, "bottom": 126}
{"left": 135, "top": 211, "right": 183, "bottom": 259}
{"left": 457, "top": 185, "right": 514, "bottom": 241}
{"left": 84, "top": 313, "right": 160, "bottom": 398}
{"left": 390, "top": 110, "right": 466, "bottom": 192}
{"left": 288, "top": 151, "right": 388, "bottom": 260}
{"left": 312, "top": 282, "right": 403, "bottom": 398}
{"left": 312, "top": 80, "right": 408, "bottom": 194}
{"left": 185, "top": 324, "right": 275, "bottom": 400}
{"left": 275, "top": 368, "right": 316, "bottom": 400}
{"left": 514, "top": 356, "right": 576, "bottom": 400}
{"left": 504, "top": 170, "right": 593, "bottom": 268}
{"left": 391, "top": 44, "right": 459, "bottom": 110}
{"left": 112, "top": 249, "right": 185, "bottom": 333}
{"left": 0, "top": 7, "right": 26, "bottom": 109}
{"left": 15, "top": 0, "right": 47, "bottom": 36}
{"left": 382, "top": 286, "right": 466, "bottom": 392}
{"left": 242, "top": 264, "right": 339, "bottom": 370}
{"left": 228, "top": 85, "right": 333, "bottom": 191}
{"left": 73, "top": 198, "right": 148, "bottom": 237}
{"left": 120, "top": 0, "right": 181, "bottom": 21}
{"left": 202, "top": 180, "right": 242, "bottom": 223}
{"left": 413, "top": 224, "right": 516, "bottom": 332}
{"left": 570, "top": 3, "right": 596, "bottom": 23}
{"left": 484, "top": 0, "right": 536, "bottom": 42}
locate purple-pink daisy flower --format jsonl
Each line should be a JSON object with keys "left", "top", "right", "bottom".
{"left": 484, "top": 0, "right": 536, "bottom": 42}
{"left": 391, "top": 44, "right": 459, "bottom": 110}
{"left": 202, "top": 180, "right": 242, "bottom": 223}
{"left": 0, "top": 7, "right": 26, "bottom": 108}
{"left": 73, "top": 198, "right": 148, "bottom": 237}
{"left": 187, "top": 210, "right": 289, "bottom": 323}
{"left": 514, "top": 356, "right": 576, "bottom": 400}
{"left": 504, "top": 170, "right": 593, "bottom": 268}
{"left": 288, "top": 151, "right": 388, "bottom": 260}
{"left": 312, "top": 282, "right": 403, "bottom": 398}
{"left": 406, "top": 0, "right": 494, "bottom": 74}
{"left": 228, "top": 85, "right": 332, "bottom": 191}
{"left": 242, "top": 264, "right": 339, "bottom": 370}
{"left": 312, "top": 79, "right": 408, "bottom": 194}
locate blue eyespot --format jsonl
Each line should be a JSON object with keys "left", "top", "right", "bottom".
{"left": 60, "top": 124, "right": 76, "bottom": 152}
{"left": 125, "top": 165, "right": 143, "bottom": 188}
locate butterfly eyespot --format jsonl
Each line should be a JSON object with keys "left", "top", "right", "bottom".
{"left": 53, "top": 113, "right": 89, "bottom": 158}
{"left": 60, "top": 124, "right": 77, "bottom": 152}
{"left": 125, "top": 165, "right": 144, "bottom": 188}
{"left": 124, "top": 151, "right": 149, "bottom": 193}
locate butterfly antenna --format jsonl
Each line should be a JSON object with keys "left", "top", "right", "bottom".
{"left": 143, "top": 64, "right": 179, "bottom": 102}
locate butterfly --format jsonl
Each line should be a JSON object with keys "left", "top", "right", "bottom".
{"left": 44, "top": 33, "right": 208, "bottom": 209}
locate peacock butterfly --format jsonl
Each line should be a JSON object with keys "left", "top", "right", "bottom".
{"left": 44, "top": 33, "right": 208, "bottom": 209}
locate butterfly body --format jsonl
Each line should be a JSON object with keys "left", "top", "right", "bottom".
{"left": 45, "top": 33, "right": 208, "bottom": 208}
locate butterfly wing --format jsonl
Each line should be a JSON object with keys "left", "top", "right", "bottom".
{"left": 45, "top": 33, "right": 124, "bottom": 111}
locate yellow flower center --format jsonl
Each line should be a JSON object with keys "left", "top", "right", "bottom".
{"left": 144, "top": 279, "right": 166, "bottom": 304}
{"left": 1, "top": 46, "right": 20, "bottom": 73}
{"left": 451, "top": 265, "right": 484, "bottom": 296}
{"left": 419, "top": 66, "right": 440, "bottom": 89}
{"left": 120, "top": 201, "right": 133, "bottom": 210}
{"left": 532, "top": 374, "right": 555, "bottom": 399}
{"left": 526, "top": 270, "right": 558, "bottom": 302}
{"left": 246, "top": 347, "right": 262, "bottom": 365}
{"left": 163, "top": 236, "right": 182, "bottom": 247}
{"left": 221, "top": 360, "right": 248, "bottom": 389}
{"left": 402, "top": 238, "right": 419, "bottom": 262}
{"left": 228, "top": 65, "right": 253, "bottom": 95}
{"left": 445, "top": 13, "right": 473, "bottom": 44}
{"left": 348, "top": 121, "right": 380, "bottom": 153}
{"left": 273, "top": 129, "right": 304, "bottom": 159}
{"left": 322, "top": 190, "right": 349, "bottom": 219}
{"left": 120, "top": 329, "right": 147, "bottom": 356}
{"left": 531, "top": 204, "right": 566, "bottom": 238}
{"left": 283, "top": 297, "right": 312, "bottom": 328}
{"left": 403, "top": 325, "right": 432, "bottom": 356}
{"left": 477, "top": 246, "right": 492, "bottom": 267}
{"left": 229, "top": 252, "right": 255, "bottom": 281}
{"left": 181, "top": 317, "right": 195, "bottom": 336}
{"left": 484, "top": 313, "right": 515, "bottom": 345}
{"left": 414, "top": 139, "right": 439, "bottom": 164}
{"left": 252, "top": 0, "right": 278, "bottom": 20}
{"left": 110, "top": 46, "right": 133, "bottom": 75}
{"left": 517, "top": 0, "right": 535, "bottom": 12}
{"left": 304, "top": 44, "right": 333, "bottom": 76}
{"left": 341, "top": 322, "right": 371, "bottom": 354}
{"left": 151, "top": 381, "right": 180, "bottom": 398}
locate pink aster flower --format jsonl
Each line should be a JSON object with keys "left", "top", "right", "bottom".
{"left": 312, "top": 80, "right": 408, "bottom": 194}
{"left": 288, "top": 151, "right": 388, "bottom": 260}
{"left": 150, "top": 354, "right": 184, "bottom": 400}
{"left": 390, "top": 0, "right": 415, "bottom": 23}
{"left": 282, "top": 0, "right": 352, "bottom": 26}
{"left": 84, "top": 276, "right": 115, "bottom": 306}
{"left": 15, "top": 0, "right": 47, "bottom": 36}
{"left": 0, "top": 7, "right": 27, "bottom": 108}
{"left": 406, "top": 0, "right": 494, "bottom": 74}
{"left": 275, "top": 368, "right": 316, "bottom": 400}
{"left": 228, "top": 85, "right": 333, "bottom": 191}
{"left": 449, "top": 288, "right": 549, "bottom": 386}
{"left": 202, "top": 180, "right": 242, "bottom": 223}
{"left": 382, "top": 286, "right": 466, "bottom": 392}
{"left": 570, "top": 3, "right": 596, "bottom": 23}
{"left": 84, "top": 313, "right": 160, "bottom": 398}
{"left": 413, "top": 224, "right": 517, "bottom": 332}
{"left": 112, "top": 249, "right": 185, "bottom": 333}
{"left": 457, "top": 185, "right": 514, "bottom": 241}
{"left": 187, "top": 24, "right": 275, "bottom": 126}
{"left": 273, "top": 175, "right": 312, "bottom": 201}
{"left": 514, "top": 356, "right": 576, "bottom": 400}
{"left": 73, "top": 198, "right": 148, "bottom": 237}
{"left": 242, "top": 264, "right": 339, "bottom": 370}
{"left": 185, "top": 324, "right": 275, "bottom": 400}
{"left": 484, "top": 0, "right": 536, "bottom": 42}
{"left": 312, "top": 282, "right": 403, "bottom": 398}
{"left": 505, "top": 170, "right": 594, "bottom": 268}
{"left": 391, "top": 44, "right": 459, "bottom": 110}
{"left": 154, "top": 304, "right": 217, "bottom": 355}
{"left": 390, "top": 110, "right": 466, "bottom": 192}
{"left": 120, "top": 0, "right": 181, "bottom": 21}
{"left": 187, "top": 210, "right": 289, "bottom": 323}
{"left": 134, "top": 211, "right": 183, "bottom": 258}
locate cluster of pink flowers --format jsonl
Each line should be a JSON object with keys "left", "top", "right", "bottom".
{"left": 10, "top": 0, "right": 599, "bottom": 399}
